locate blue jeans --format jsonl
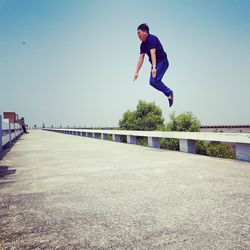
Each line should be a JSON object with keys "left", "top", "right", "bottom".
{"left": 149, "top": 58, "right": 172, "bottom": 97}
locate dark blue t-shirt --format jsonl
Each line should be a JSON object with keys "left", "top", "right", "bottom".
{"left": 140, "top": 33, "right": 167, "bottom": 64}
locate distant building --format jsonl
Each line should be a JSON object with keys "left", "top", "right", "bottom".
{"left": 3, "top": 112, "right": 18, "bottom": 123}
{"left": 3, "top": 112, "right": 27, "bottom": 130}
{"left": 200, "top": 125, "right": 250, "bottom": 133}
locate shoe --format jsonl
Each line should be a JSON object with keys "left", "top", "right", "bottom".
{"left": 168, "top": 91, "right": 174, "bottom": 107}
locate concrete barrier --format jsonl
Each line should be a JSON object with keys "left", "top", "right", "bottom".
{"left": 0, "top": 115, "right": 23, "bottom": 153}
{"left": 42, "top": 128, "right": 250, "bottom": 162}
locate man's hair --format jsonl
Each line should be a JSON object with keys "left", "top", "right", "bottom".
{"left": 137, "top": 23, "right": 149, "bottom": 33}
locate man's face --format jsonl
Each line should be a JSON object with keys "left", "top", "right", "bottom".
{"left": 137, "top": 29, "right": 148, "bottom": 42}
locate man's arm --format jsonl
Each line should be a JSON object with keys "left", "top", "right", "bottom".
{"left": 133, "top": 53, "right": 145, "bottom": 81}
{"left": 150, "top": 48, "right": 157, "bottom": 78}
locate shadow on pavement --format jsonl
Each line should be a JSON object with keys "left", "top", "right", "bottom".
{"left": 0, "top": 134, "right": 23, "bottom": 180}
{"left": 0, "top": 165, "right": 16, "bottom": 178}
{"left": 0, "top": 133, "right": 24, "bottom": 160}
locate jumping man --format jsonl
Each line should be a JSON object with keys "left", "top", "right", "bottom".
{"left": 133, "top": 23, "right": 174, "bottom": 107}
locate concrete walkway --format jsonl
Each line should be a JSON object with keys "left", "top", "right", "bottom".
{"left": 0, "top": 130, "right": 249, "bottom": 249}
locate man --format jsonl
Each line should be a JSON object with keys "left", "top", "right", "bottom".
{"left": 20, "top": 117, "right": 28, "bottom": 133}
{"left": 133, "top": 23, "right": 174, "bottom": 107}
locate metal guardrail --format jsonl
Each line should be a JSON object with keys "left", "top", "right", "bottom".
{"left": 0, "top": 115, "right": 23, "bottom": 153}
{"left": 43, "top": 128, "right": 250, "bottom": 162}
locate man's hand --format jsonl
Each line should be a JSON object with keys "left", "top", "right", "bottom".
{"left": 133, "top": 73, "right": 139, "bottom": 81}
{"left": 151, "top": 68, "right": 157, "bottom": 78}
{"left": 133, "top": 53, "right": 145, "bottom": 82}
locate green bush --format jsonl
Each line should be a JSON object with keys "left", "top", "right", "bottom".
{"left": 120, "top": 135, "right": 127, "bottom": 143}
{"left": 160, "top": 112, "right": 200, "bottom": 150}
{"left": 206, "top": 142, "right": 235, "bottom": 159}
{"left": 160, "top": 138, "right": 179, "bottom": 151}
{"left": 119, "top": 100, "right": 164, "bottom": 131}
{"left": 195, "top": 140, "right": 207, "bottom": 155}
{"left": 165, "top": 112, "right": 201, "bottom": 132}
{"left": 136, "top": 137, "right": 148, "bottom": 146}
{"left": 195, "top": 141, "right": 235, "bottom": 159}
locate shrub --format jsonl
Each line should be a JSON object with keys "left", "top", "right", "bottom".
{"left": 206, "top": 142, "right": 235, "bottom": 159}
{"left": 119, "top": 100, "right": 164, "bottom": 131}
{"left": 160, "top": 111, "right": 200, "bottom": 150}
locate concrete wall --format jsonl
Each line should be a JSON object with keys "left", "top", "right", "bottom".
{"left": 43, "top": 128, "right": 250, "bottom": 162}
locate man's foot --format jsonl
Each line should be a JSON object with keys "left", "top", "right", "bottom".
{"left": 168, "top": 91, "right": 174, "bottom": 107}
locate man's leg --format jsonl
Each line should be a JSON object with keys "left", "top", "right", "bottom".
{"left": 22, "top": 125, "right": 27, "bottom": 133}
{"left": 149, "top": 59, "right": 172, "bottom": 97}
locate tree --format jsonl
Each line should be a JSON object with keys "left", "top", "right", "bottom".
{"left": 165, "top": 112, "right": 201, "bottom": 132}
{"left": 119, "top": 100, "right": 164, "bottom": 131}
{"left": 161, "top": 112, "right": 201, "bottom": 150}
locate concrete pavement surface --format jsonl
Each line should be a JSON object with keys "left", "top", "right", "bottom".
{"left": 0, "top": 130, "right": 250, "bottom": 249}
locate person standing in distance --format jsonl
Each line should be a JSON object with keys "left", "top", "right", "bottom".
{"left": 133, "top": 23, "right": 174, "bottom": 107}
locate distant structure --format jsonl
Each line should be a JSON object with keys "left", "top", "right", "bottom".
{"left": 3, "top": 112, "right": 18, "bottom": 123}
{"left": 3, "top": 112, "right": 28, "bottom": 132}
{"left": 200, "top": 125, "right": 250, "bottom": 133}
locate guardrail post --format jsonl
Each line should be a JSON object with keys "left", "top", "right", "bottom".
{"left": 14, "top": 123, "right": 16, "bottom": 138}
{"left": 94, "top": 133, "right": 99, "bottom": 139}
{"left": 87, "top": 132, "right": 93, "bottom": 137}
{"left": 8, "top": 120, "right": 11, "bottom": 143}
{"left": 179, "top": 139, "right": 196, "bottom": 154}
{"left": 0, "top": 115, "right": 2, "bottom": 153}
{"left": 101, "top": 133, "right": 108, "bottom": 140}
{"left": 148, "top": 137, "right": 160, "bottom": 148}
{"left": 235, "top": 143, "right": 250, "bottom": 161}
{"left": 112, "top": 134, "right": 121, "bottom": 142}
{"left": 127, "top": 135, "right": 136, "bottom": 144}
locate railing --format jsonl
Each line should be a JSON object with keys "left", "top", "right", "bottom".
{"left": 42, "top": 128, "right": 250, "bottom": 162}
{"left": 0, "top": 115, "right": 23, "bottom": 153}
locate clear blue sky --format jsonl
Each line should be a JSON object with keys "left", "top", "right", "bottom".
{"left": 0, "top": 0, "right": 249, "bottom": 127}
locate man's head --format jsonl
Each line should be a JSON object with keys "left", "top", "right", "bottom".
{"left": 137, "top": 23, "right": 149, "bottom": 41}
